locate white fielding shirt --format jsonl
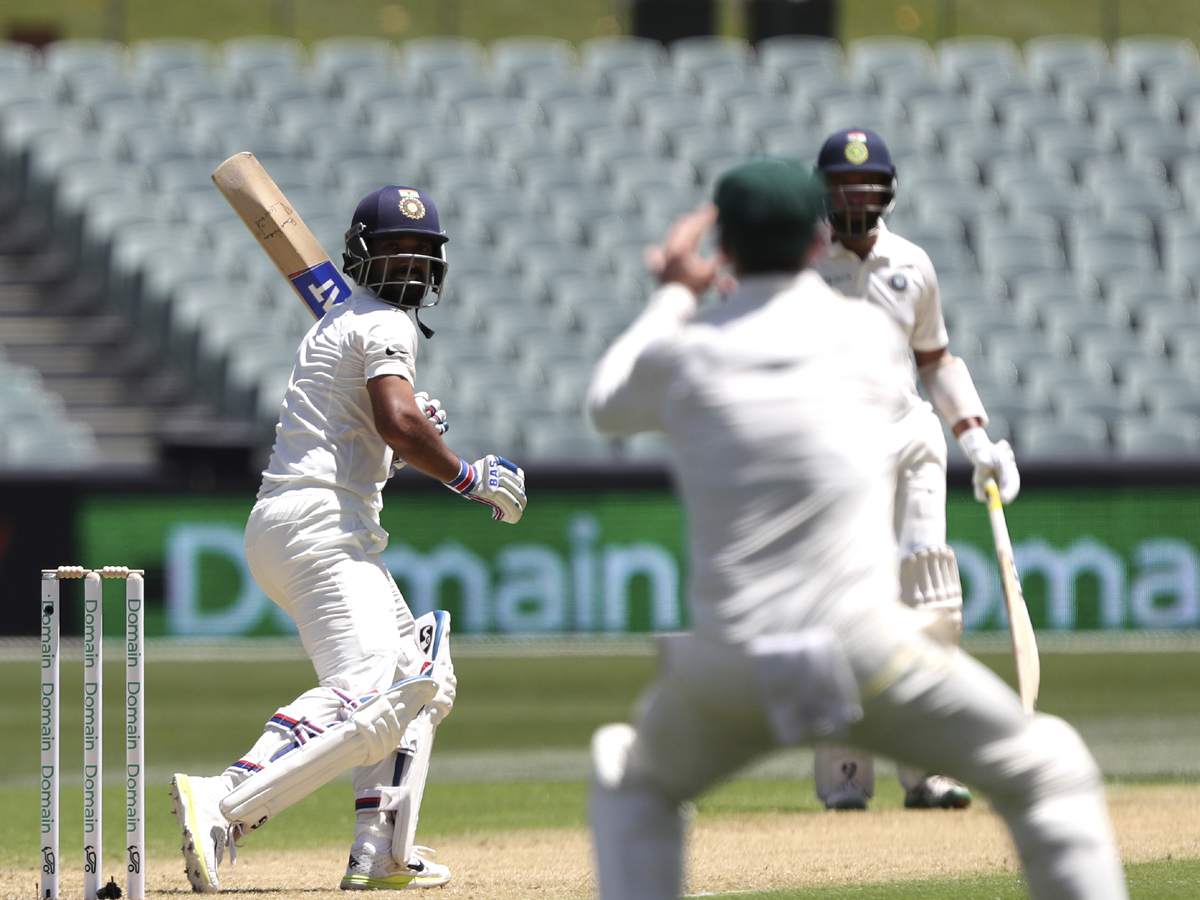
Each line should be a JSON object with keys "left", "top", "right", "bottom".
{"left": 810, "top": 221, "right": 948, "bottom": 410}
{"left": 588, "top": 272, "right": 911, "bottom": 644}
{"left": 259, "top": 288, "right": 418, "bottom": 513}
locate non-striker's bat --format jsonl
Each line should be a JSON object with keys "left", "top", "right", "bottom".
{"left": 212, "top": 151, "right": 350, "bottom": 319}
{"left": 984, "top": 477, "right": 1040, "bottom": 715}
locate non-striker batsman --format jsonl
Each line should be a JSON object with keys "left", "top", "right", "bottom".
{"left": 169, "top": 185, "right": 527, "bottom": 892}
{"left": 808, "top": 127, "right": 1020, "bottom": 811}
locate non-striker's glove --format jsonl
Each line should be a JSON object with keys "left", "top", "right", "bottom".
{"left": 391, "top": 392, "right": 449, "bottom": 475}
{"left": 958, "top": 426, "right": 1020, "bottom": 504}
{"left": 444, "top": 455, "right": 527, "bottom": 523}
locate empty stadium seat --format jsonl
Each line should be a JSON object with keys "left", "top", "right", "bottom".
{"left": 1058, "top": 73, "right": 1126, "bottom": 124}
{"left": 1113, "top": 415, "right": 1200, "bottom": 459}
{"left": 310, "top": 37, "right": 398, "bottom": 96}
{"left": 1151, "top": 68, "right": 1200, "bottom": 124}
{"left": 1023, "top": 35, "right": 1109, "bottom": 90}
{"left": 936, "top": 36, "right": 1020, "bottom": 88}
{"left": 1113, "top": 35, "right": 1200, "bottom": 91}
{"left": 581, "top": 35, "right": 668, "bottom": 92}
{"left": 42, "top": 39, "right": 126, "bottom": 79}
{"left": 1018, "top": 413, "right": 1109, "bottom": 459}
{"left": 1074, "top": 328, "right": 1165, "bottom": 384}
{"left": 670, "top": 36, "right": 753, "bottom": 85}
{"left": 847, "top": 36, "right": 935, "bottom": 89}
{"left": 522, "top": 419, "right": 615, "bottom": 462}
{"left": 402, "top": 36, "right": 487, "bottom": 89}
{"left": 490, "top": 35, "right": 576, "bottom": 89}
{"left": 221, "top": 35, "right": 307, "bottom": 84}
{"left": 5, "top": 420, "right": 98, "bottom": 469}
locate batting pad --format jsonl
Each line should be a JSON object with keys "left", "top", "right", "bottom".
{"left": 220, "top": 676, "right": 436, "bottom": 830}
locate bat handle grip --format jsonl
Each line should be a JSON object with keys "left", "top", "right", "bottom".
{"left": 983, "top": 476, "right": 1002, "bottom": 512}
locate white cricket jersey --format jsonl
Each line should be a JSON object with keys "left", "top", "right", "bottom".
{"left": 588, "top": 273, "right": 910, "bottom": 644}
{"left": 810, "top": 221, "right": 948, "bottom": 409}
{"left": 259, "top": 288, "right": 418, "bottom": 513}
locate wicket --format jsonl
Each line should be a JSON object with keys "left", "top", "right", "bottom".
{"left": 41, "top": 566, "right": 146, "bottom": 900}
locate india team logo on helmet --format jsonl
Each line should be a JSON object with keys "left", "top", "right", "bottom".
{"left": 843, "top": 132, "right": 870, "bottom": 165}
{"left": 397, "top": 189, "right": 426, "bottom": 220}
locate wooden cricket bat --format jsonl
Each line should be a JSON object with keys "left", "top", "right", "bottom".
{"left": 984, "top": 477, "right": 1040, "bottom": 715}
{"left": 212, "top": 151, "right": 352, "bottom": 319}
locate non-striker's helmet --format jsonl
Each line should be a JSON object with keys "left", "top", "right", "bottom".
{"left": 815, "top": 128, "right": 897, "bottom": 240}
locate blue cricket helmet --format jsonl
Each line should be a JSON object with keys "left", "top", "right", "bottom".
{"left": 815, "top": 128, "right": 897, "bottom": 240}
{"left": 343, "top": 185, "right": 449, "bottom": 312}
{"left": 816, "top": 128, "right": 896, "bottom": 178}
{"left": 349, "top": 185, "right": 448, "bottom": 245}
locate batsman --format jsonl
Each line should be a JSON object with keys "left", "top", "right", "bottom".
{"left": 170, "top": 185, "right": 528, "bottom": 892}
{"left": 809, "top": 128, "right": 1020, "bottom": 811}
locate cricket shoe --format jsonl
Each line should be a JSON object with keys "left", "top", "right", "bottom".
{"left": 341, "top": 845, "right": 451, "bottom": 890}
{"left": 824, "top": 779, "right": 870, "bottom": 811}
{"left": 905, "top": 775, "right": 972, "bottom": 809}
{"left": 170, "top": 773, "right": 238, "bottom": 893}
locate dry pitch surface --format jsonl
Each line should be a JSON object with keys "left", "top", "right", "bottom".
{"left": 5, "top": 785, "right": 1196, "bottom": 899}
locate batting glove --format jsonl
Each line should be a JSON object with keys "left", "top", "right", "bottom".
{"left": 958, "top": 427, "right": 1020, "bottom": 504}
{"left": 444, "top": 455, "right": 527, "bottom": 523}
{"left": 391, "top": 392, "right": 450, "bottom": 475}
{"left": 415, "top": 391, "right": 448, "bottom": 436}
{"left": 427, "top": 664, "right": 457, "bottom": 726}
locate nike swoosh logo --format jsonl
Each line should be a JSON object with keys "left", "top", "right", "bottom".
{"left": 386, "top": 347, "right": 399, "bottom": 356}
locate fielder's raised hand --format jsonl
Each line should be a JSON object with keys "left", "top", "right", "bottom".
{"left": 644, "top": 203, "right": 723, "bottom": 294}
{"left": 444, "top": 455, "right": 527, "bottom": 523}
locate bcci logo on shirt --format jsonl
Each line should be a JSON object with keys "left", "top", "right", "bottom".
{"left": 844, "top": 132, "right": 869, "bottom": 165}
{"left": 397, "top": 189, "right": 426, "bottom": 220}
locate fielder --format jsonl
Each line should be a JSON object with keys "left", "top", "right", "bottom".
{"left": 808, "top": 127, "right": 1020, "bottom": 810}
{"left": 586, "top": 158, "right": 1127, "bottom": 900}
{"left": 169, "top": 185, "right": 528, "bottom": 893}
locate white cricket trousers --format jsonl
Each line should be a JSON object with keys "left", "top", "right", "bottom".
{"left": 591, "top": 606, "right": 1128, "bottom": 900}
{"left": 815, "top": 401, "right": 953, "bottom": 796}
{"left": 243, "top": 486, "right": 419, "bottom": 690}
{"left": 892, "top": 401, "right": 948, "bottom": 557}
{"left": 230, "top": 487, "right": 421, "bottom": 798}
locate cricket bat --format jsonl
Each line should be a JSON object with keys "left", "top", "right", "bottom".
{"left": 212, "top": 151, "right": 352, "bottom": 319}
{"left": 984, "top": 477, "right": 1040, "bottom": 715}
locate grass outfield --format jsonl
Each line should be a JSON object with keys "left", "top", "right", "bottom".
{"left": 15, "top": 0, "right": 1200, "bottom": 48}
{"left": 3, "top": 647, "right": 1199, "bottom": 896}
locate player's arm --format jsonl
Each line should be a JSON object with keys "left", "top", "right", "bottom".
{"left": 916, "top": 345, "right": 1020, "bottom": 504}
{"left": 369, "top": 374, "right": 460, "bottom": 479}
{"left": 589, "top": 205, "right": 713, "bottom": 435}
{"left": 369, "top": 375, "right": 527, "bottom": 522}
{"left": 908, "top": 249, "right": 1019, "bottom": 504}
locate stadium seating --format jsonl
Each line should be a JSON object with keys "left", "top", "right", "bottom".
{"left": 1, "top": 32, "right": 1199, "bottom": 469}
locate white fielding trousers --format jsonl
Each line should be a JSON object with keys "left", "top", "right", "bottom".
{"left": 591, "top": 606, "right": 1128, "bottom": 900}
{"left": 230, "top": 487, "right": 422, "bottom": 828}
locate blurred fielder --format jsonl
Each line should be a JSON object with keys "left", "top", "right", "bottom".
{"left": 808, "top": 127, "right": 1020, "bottom": 810}
{"left": 169, "top": 186, "right": 527, "bottom": 892}
{"left": 586, "top": 158, "right": 1126, "bottom": 900}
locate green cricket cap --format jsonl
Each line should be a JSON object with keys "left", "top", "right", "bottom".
{"left": 714, "top": 157, "right": 828, "bottom": 268}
